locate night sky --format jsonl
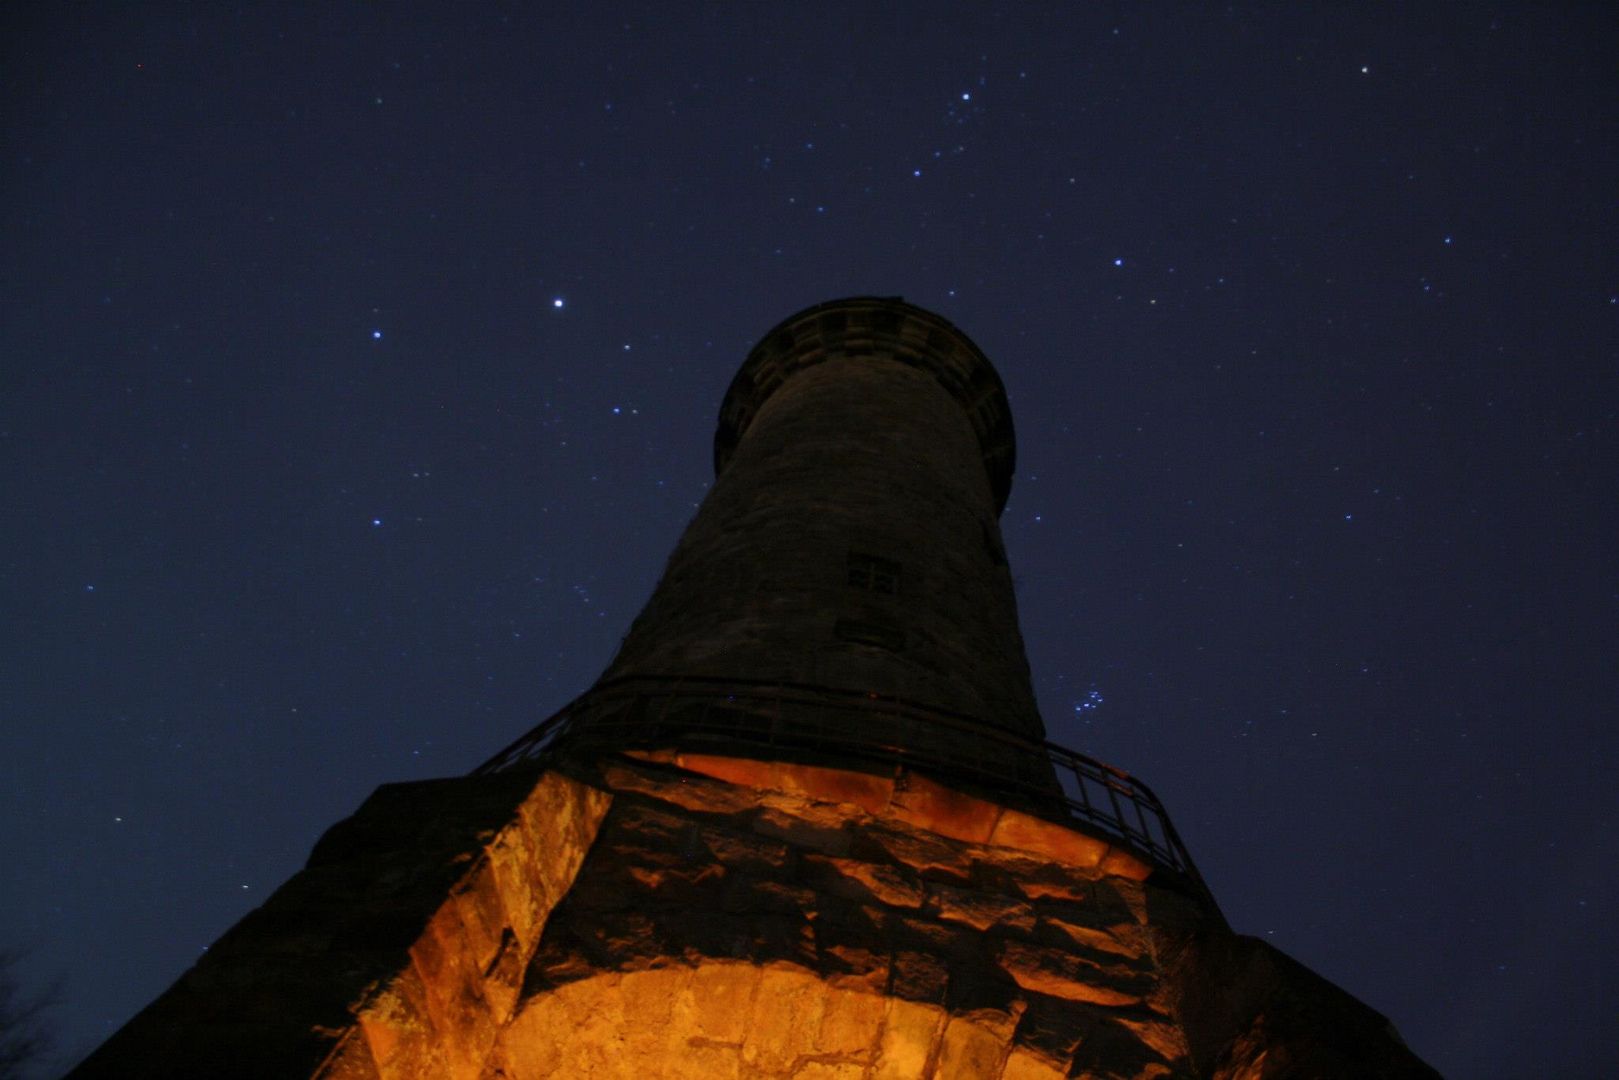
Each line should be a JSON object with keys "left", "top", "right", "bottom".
{"left": 3, "top": 6, "right": 1615, "bottom": 1077}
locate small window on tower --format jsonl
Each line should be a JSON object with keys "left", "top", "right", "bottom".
{"left": 847, "top": 552, "right": 901, "bottom": 595}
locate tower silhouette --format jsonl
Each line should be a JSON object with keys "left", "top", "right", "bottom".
{"left": 73, "top": 298, "right": 1437, "bottom": 1078}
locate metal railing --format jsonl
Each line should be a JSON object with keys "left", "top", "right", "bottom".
{"left": 474, "top": 674, "right": 1210, "bottom": 898}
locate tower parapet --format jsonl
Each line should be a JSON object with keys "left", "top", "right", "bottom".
{"left": 715, "top": 297, "right": 1016, "bottom": 515}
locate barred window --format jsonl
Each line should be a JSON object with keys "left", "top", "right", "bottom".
{"left": 846, "top": 552, "right": 900, "bottom": 595}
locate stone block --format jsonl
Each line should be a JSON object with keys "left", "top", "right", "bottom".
{"left": 1065, "top": 1015, "right": 1180, "bottom": 1080}
{"left": 928, "top": 882, "right": 1036, "bottom": 933}
{"left": 814, "top": 987, "right": 887, "bottom": 1057}
{"left": 1099, "top": 846, "right": 1154, "bottom": 882}
{"left": 1058, "top": 878, "right": 1148, "bottom": 938}
{"left": 617, "top": 967, "right": 684, "bottom": 1063}
{"left": 356, "top": 966, "right": 442, "bottom": 1079}
{"left": 514, "top": 772, "right": 613, "bottom": 901}
{"left": 1009, "top": 994, "right": 1086, "bottom": 1070}
{"left": 446, "top": 865, "right": 507, "bottom": 975}
{"left": 722, "top": 874, "right": 818, "bottom": 917}
{"left": 1001, "top": 855, "right": 1098, "bottom": 901}
{"left": 800, "top": 853, "right": 925, "bottom": 909}
{"left": 810, "top": 900, "right": 891, "bottom": 992}
{"left": 752, "top": 804, "right": 853, "bottom": 855}
{"left": 850, "top": 824, "right": 975, "bottom": 885}
{"left": 936, "top": 1015, "right": 1011, "bottom": 1079}
{"left": 999, "top": 1047, "right": 1068, "bottom": 1080}
{"left": 664, "top": 1041, "right": 743, "bottom": 1080}
{"left": 871, "top": 998, "right": 946, "bottom": 1080}
{"left": 1035, "top": 913, "right": 1147, "bottom": 964}
{"left": 482, "top": 833, "right": 542, "bottom": 950}
{"left": 889, "top": 947, "right": 950, "bottom": 1005}
{"left": 988, "top": 810, "right": 1109, "bottom": 870}
{"left": 749, "top": 914, "right": 821, "bottom": 969}
{"left": 700, "top": 824, "right": 792, "bottom": 872}
{"left": 889, "top": 772, "right": 1002, "bottom": 844}
{"left": 772, "top": 761, "right": 896, "bottom": 815}
{"left": 1109, "top": 1005, "right": 1190, "bottom": 1064}
{"left": 997, "top": 940, "right": 1151, "bottom": 1007}
{"left": 742, "top": 967, "right": 828, "bottom": 1073}
{"left": 680, "top": 962, "right": 759, "bottom": 1044}
{"left": 604, "top": 800, "right": 700, "bottom": 851}
{"left": 478, "top": 928, "right": 524, "bottom": 1018}
{"left": 604, "top": 758, "right": 762, "bottom": 816}
{"left": 675, "top": 753, "right": 781, "bottom": 791}
{"left": 887, "top": 914, "right": 962, "bottom": 1005}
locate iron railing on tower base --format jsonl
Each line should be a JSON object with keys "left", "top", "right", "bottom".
{"left": 474, "top": 674, "right": 1212, "bottom": 902}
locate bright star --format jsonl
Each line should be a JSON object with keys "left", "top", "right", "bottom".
{"left": 552, "top": 297, "right": 565, "bottom": 309}
{"left": 371, "top": 329, "right": 383, "bottom": 340}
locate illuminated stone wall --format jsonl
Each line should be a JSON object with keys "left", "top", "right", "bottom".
{"left": 72, "top": 754, "right": 1436, "bottom": 1079}
{"left": 490, "top": 756, "right": 1189, "bottom": 1080}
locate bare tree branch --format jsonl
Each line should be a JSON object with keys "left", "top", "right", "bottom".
{"left": 0, "top": 949, "right": 55, "bottom": 1080}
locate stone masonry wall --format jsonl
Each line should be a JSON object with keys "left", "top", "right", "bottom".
{"left": 602, "top": 354, "right": 1043, "bottom": 744}
{"left": 71, "top": 753, "right": 1439, "bottom": 1079}
{"left": 493, "top": 754, "right": 1206, "bottom": 1080}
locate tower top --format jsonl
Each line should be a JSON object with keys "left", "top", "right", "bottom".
{"left": 715, "top": 296, "right": 1018, "bottom": 515}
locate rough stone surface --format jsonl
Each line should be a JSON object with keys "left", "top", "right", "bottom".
{"left": 70, "top": 754, "right": 1439, "bottom": 1079}
{"left": 489, "top": 755, "right": 1435, "bottom": 1077}
{"left": 68, "top": 769, "right": 611, "bottom": 1080}
{"left": 599, "top": 342, "right": 1044, "bottom": 745}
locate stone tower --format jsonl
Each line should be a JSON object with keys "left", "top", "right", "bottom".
{"left": 71, "top": 298, "right": 1438, "bottom": 1079}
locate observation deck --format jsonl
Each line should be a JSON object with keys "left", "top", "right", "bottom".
{"left": 475, "top": 675, "right": 1213, "bottom": 905}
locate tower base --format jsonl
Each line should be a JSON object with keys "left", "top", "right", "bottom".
{"left": 70, "top": 755, "right": 1437, "bottom": 1079}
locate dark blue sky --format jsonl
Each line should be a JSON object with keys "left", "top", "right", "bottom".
{"left": 3, "top": 5, "right": 1615, "bottom": 1076}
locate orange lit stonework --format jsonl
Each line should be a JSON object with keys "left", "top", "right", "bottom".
{"left": 74, "top": 752, "right": 1436, "bottom": 1079}
{"left": 318, "top": 754, "right": 1195, "bottom": 1080}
